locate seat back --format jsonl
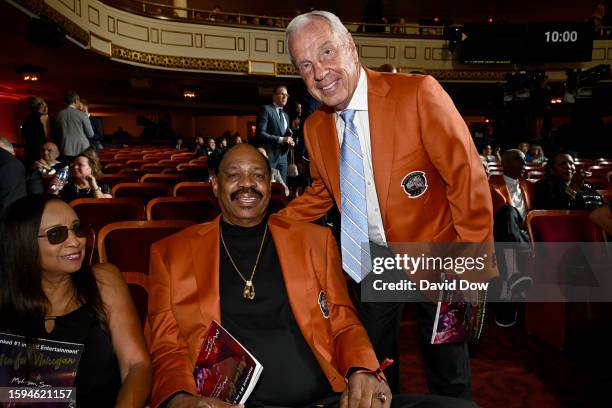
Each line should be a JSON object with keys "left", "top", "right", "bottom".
{"left": 173, "top": 181, "right": 214, "bottom": 197}
{"left": 147, "top": 196, "right": 221, "bottom": 222}
{"left": 140, "top": 173, "right": 188, "bottom": 185}
{"left": 70, "top": 197, "right": 145, "bottom": 235}
{"left": 99, "top": 174, "right": 140, "bottom": 188}
{"left": 527, "top": 210, "right": 606, "bottom": 243}
{"left": 112, "top": 182, "right": 172, "bottom": 205}
{"left": 98, "top": 220, "right": 195, "bottom": 276}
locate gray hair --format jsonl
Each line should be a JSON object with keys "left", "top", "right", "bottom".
{"left": 0, "top": 136, "right": 14, "bottom": 154}
{"left": 285, "top": 10, "right": 349, "bottom": 63}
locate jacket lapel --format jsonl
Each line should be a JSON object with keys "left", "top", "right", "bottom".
{"left": 191, "top": 217, "right": 222, "bottom": 327}
{"left": 366, "top": 68, "right": 395, "bottom": 216}
{"left": 268, "top": 217, "right": 333, "bottom": 362}
{"left": 271, "top": 104, "right": 283, "bottom": 134}
{"left": 315, "top": 111, "right": 341, "bottom": 209}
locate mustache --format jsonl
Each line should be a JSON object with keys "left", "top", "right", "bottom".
{"left": 230, "top": 187, "right": 263, "bottom": 200}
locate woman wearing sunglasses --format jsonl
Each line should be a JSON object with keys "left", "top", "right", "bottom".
{"left": 0, "top": 194, "right": 152, "bottom": 407}
{"left": 51, "top": 152, "right": 112, "bottom": 201}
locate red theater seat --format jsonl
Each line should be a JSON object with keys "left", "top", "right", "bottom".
{"left": 173, "top": 181, "right": 214, "bottom": 197}
{"left": 112, "top": 182, "right": 172, "bottom": 205}
{"left": 146, "top": 196, "right": 220, "bottom": 223}
{"left": 70, "top": 197, "right": 145, "bottom": 235}
{"left": 141, "top": 173, "right": 188, "bottom": 185}
{"left": 99, "top": 174, "right": 140, "bottom": 188}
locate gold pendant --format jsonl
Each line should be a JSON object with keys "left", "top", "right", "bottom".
{"left": 243, "top": 281, "right": 255, "bottom": 300}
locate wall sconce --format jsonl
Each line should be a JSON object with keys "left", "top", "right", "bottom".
{"left": 17, "top": 65, "right": 44, "bottom": 82}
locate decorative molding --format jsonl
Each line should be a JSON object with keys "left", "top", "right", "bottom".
{"left": 277, "top": 63, "right": 298, "bottom": 76}
{"left": 194, "top": 33, "right": 202, "bottom": 48}
{"left": 432, "top": 47, "right": 454, "bottom": 61}
{"left": 254, "top": 38, "right": 268, "bottom": 53}
{"left": 116, "top": 19, "right": 149, "bottom": 42}
{"left": 428, "top": 70, "right": 507, "bottom": 81}
{"left": 277, "top": 40, "right": 284, "bottom": 54}
{"left": 389, "top": 46, "right": 395, "bottom": 59}
{"left": 108, "top": 16, "right": 115, "bottom": 33}
{"left": 204, "top": 34, "right": 236, "bottom": 50}
{"left": 237, "top": 37, "right": 245, "bottom": 51}
{"left": 57, "top": 0, "right": 75, "bottom": 12}
{"left": 360, "top": 45, "right": 388, "bottom": 59}
{"left": 75, "top": 0, "right": 80, "bottom": 16}
{"left": 161, "top": 30, "right": 193, "bottom": 47}
{"left": 150, "top": 28, "right": 159, "bottom": 43}
{"left": 89, "top": 31, "right": 111, "bottom": 57}
{"left": 404, "top": 46, "right": 417, "bottom": 59}
{"left": 248, "top": 60, "right": 276, "bottom": 75}
{"left": 608, "top": 48, "right": 612, "bottom": 60}
{"left": 424, "top": 48, "right": 432, "bottom": 60}
{"left": 87, "top": 5, "right": 99, "bottom": 26}
{"left": 38, "top": 0, "right": 89, "bottom": 45}
{"left": 111, "top": 44, "right": 249, "bottom": 73}
{"left": 592, "top": 48, "right": 606, "bottom": 60}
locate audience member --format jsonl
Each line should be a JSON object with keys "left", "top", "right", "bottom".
{"left": 378, "top": 63, "right": 398, "bottom": 73}
{"left": 22, "top": 96, "right": 51, "bottom": 167}
{"left": 489, "top": 149, "right": 534, "bottom": 327}
{"left": 28, "top": 142, "right": 64, "bottom": 194}
{"left": 175, "top": 137, "right": 184, "bottom": 150}
{"left": 147, "top": 144, "right": 474, "bottom": 408}
{"left": 257, "top": 147, "right": 290, "bottom": 195}
{"left": 205, "top": 137, "right": 217, "bottom": 156}
{"left": 534, "top": 150, "right": 604, "bottom": 211}
{"left": 518, "top": 142, "right": 530, "bottom": 157}
{"left": 0, "top": 137, "right": 27, "bottom": 216}
{"left": 526, "top": 144, "right": 546, "bottom": 164}
{"left": 256, "top": 85, "right": 295, "bottom": 183}
{"left": 479, "top": 144, "right": 499, "bottom": 164}
{"left": 194, "top": 136, "right": 206, "bottom": 156}
{"left": 0, "top": 195, "right": 152, "bottom": 406}
{"left": 218, "top": 137, "right": 228, "bottom": 151}
{"left": 56, "top": 91, "right": 94, "bottom": 159}
{"left": 80, "top": 99, "right": 104, "bottom": 149}
{"left": 232, "top": 133, "right": 243, "bottom": 145}
{"left": 55, "top": 153, "right": 112, "bottom": 201}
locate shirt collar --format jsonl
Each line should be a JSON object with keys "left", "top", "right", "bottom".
{"left": 344, "top": 67, "right": 368, "bottom": 112}
{"left": 503, "top": 174, "right": 519, "bottom": 186}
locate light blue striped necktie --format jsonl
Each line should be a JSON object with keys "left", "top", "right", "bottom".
{"left": 339, "top": 109, "right": 371, "bottom": 282}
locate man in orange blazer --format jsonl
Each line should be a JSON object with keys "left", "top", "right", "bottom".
{"left": 281, "top": 11, "right": 494, "bottom": 398}
{"left": 148, "top": 145, "right": 475, "bottom": 408}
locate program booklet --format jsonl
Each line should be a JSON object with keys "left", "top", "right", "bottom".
{"left": 193, "top": 320, "right": 263, "bottom": 404}
{"left": 431, "top": 285, "right": 487, "bottom": 344}
{"left": 0, "top": 331, "right": 84, "bottom": 407}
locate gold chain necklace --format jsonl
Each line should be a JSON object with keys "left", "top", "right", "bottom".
{"left": 220, "top": 223, "right": 268, "bottom": 300}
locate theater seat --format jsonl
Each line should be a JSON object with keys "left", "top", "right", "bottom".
{"left": 146, "top": 196, "right": 221, "bottom": 223}
{"left": 112, "top": 182, "right": 172, "bottom": 205}
{"left": 141, "top": 173, "right": 188, "bottom": 185}
{"left": 125, "top": 273, "right": 150, "bottom": 329}
{"left": 173, "top": 181, "right": 214, "bottom": 197}
{"left": 525, "top": 210, "right": 607, "bottom": 350}
{"left": 70, "top": 197, "right": 145, "bottom": 235}
{"left": 99, "top": 174, "right": 140, "bottom": 188}
{"left": 98, "top": 220, "right": 195, "bottom": 278}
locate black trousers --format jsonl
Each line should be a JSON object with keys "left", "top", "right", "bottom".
{"left": 358, "top": 300, "right": 471, "bottom": 399}
{"left": 247, "top": 393, "right": 479, "bottom": 408}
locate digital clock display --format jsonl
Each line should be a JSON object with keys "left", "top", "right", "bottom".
{"left": 525, "top": 23, "right": 593, "bottom": 62}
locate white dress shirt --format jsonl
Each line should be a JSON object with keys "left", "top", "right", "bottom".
{"left": 335, "top": 67, "right": 387, "bottom": 246}
{"left": 503, "top": 174, "right": 527, "bottom": 221}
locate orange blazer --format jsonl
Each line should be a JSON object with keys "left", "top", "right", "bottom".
{"left": 280, "top": 68, "right": 493, "bottom": 244}
{"left": 489, "top": 178, "right": 534, "bottom": 216}
{"left": 147, "top": 215, "right": 379, "bottom": 407}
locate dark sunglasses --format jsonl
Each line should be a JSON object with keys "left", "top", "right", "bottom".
{"left": 37, "top": 223, "right": 90, "bottom": 245}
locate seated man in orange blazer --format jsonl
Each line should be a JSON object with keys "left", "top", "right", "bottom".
{"left": 148, "top": 145, "right": 476, "bottom": 408}
{"left": 489, "top": 149, "right": 534, "bottom": 240}
{"left": 489, "top": 149, "right": 534, "bottom": 327}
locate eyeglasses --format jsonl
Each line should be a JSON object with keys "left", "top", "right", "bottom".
{"left": 37, "top": 223, "right": 90, "bottom": 245}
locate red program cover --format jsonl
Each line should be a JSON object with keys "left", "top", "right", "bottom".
{"left": 193, "top": 320, "right": 263, "bottom": 404}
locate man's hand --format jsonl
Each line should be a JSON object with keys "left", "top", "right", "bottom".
{"left": 167, "top": 393, "right": 243, "bottom": 408}
{"left": 340, "top": 373, "right": 391, "bottom": 408}
{"left": 283, "top": 136, "right": 295, "bottom": 147}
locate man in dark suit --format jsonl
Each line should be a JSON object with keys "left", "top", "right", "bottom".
{"left": 81, "top": 99, "right": 104, "bottom": 149}
{"left": 0, "top": 137, "right": 26, "bottom": 217}
{"left": 256, "top": 85, "right": 295, "bottom": 183}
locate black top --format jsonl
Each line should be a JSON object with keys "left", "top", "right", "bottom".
{"left": 10, "top": 305, "right": 122, "bottom": 407}
{"left": 59, "top": 182, "right": 111, "bottom": 202}
{"left": 219, "top": 218, "right": 330, "bottom": 407}
{"left": 534, "top": 176, "right": 604, "bottom": 211}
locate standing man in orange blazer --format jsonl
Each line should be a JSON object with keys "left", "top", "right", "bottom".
{"left": 148, "top": 145, "right": 476, "bottom": 408}
{"left": 281, "top": 11, "right": 493, "bottom": 398}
